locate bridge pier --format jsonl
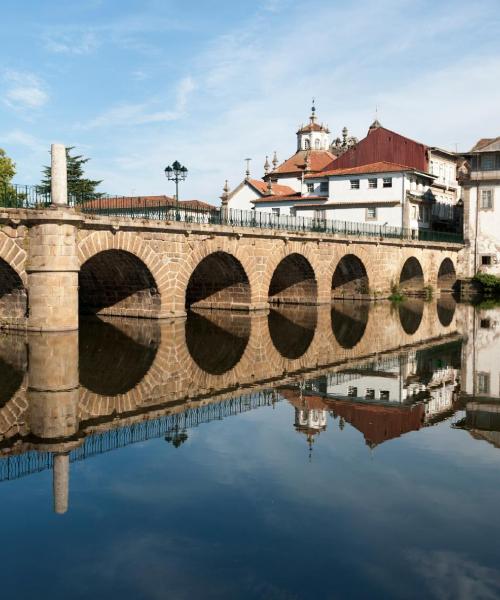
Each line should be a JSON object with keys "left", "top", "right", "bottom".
{"left": 27, "top": 330, "right": 81, "bottom": 513}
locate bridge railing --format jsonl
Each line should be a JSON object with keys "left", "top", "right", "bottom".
{"left": 0, "top": 183, "right": 51, "bottom": 208}
{"left": 1, "top": 186, "right": 464, "bottom": 244}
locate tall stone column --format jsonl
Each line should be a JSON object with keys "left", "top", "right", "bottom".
{"left": 51, "top": 144, "right": 68, "bottom": 207}
{"left": 26, "top": 143, "right": 81, "bottom": 331}
{"left": 27, "top": 331, "right": 81, "bottom": 514}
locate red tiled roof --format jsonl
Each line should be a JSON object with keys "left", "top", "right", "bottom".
{"left": 80, "top": 195, "right": 214, "bottom": 211}
{"left": 247, "top": 179, "right": 296, "bottom": 196}
{"left": 252, "top": 195, "right": 325, "bottom": 204}
{"left": 296, "top": 122, "right": 330, "bottom": 134}
{"left": 470, "top": 137, "right": 500, "bottom": 152}
{"left": 307, "top": 160, "right": 426, "bottom": 178}
{"left": 269, "top": 150, "right": 336, "bottom": 176}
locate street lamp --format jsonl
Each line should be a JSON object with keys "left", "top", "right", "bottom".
{"left": 164, "top": 160, "right": 188, "bottom": 210}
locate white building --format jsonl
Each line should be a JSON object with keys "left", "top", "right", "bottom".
{"left": 223, "top": 104, "right": 460, "bottom": 236}
{"left": 460, "top": 136, "right": 500, "bottom": 276}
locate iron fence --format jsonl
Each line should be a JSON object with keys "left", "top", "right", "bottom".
{"left": 0, "top": 185, "right": 464, "bottom": 244}
{"left": 0, "top": 183, "right": 51, "bottom": 208}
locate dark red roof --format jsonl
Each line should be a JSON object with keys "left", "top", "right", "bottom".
{"left": 306, "top": 160, "right": 423, "bottom": 178}
{"left": 321, "top": 126, "right": 428, "bottom": 173}
{"left": 80, "top": 195, "right": 214, "bottom": 211}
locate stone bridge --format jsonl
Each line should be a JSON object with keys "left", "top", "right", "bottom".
{"left": 0, "top": 206, "right": 463, "bottom": 331}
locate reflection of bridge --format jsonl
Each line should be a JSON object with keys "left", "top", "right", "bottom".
{"left": 0, "top": 298, "right": 462, "bottom": 513}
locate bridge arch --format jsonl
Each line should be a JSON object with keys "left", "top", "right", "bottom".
{"left": 186, "top": 251, "right": 251, "bottom": 310}
{"left": 332, "top": 254, "right": 369, "bottom": 298}
{"left": 399, "top": 257, "right": 424, "bottom": 294}
{"left": 268, "top": 252, "right": 318, "bottom": 305}
{"left": 0, "top": 258, "right": 28, "bottom": 321}
{"left": 79, "top": 250, "right": 161, "bottom": 317}
{"left": 78, "top": 232, "right": 168, "bottom": 317}
{"left": 437, "top": 258, "right": 457, "bottom": 291}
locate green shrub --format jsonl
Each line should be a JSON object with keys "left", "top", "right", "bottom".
{"left": 473, "top": 272, "right": 500, "bottom": 297}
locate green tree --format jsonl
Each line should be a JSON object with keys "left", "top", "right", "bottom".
{"left": 0, "top": 148, "right": 16, "bottom": 184}
{"left": 38, "top": 146, "right": 104, "bottom": 201}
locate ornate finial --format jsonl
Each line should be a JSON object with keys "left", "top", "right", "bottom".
{"left": 304, "top": 151, "right": 311, "bottom": 172}
{"left": 245, "top": 158, "right": 251, "bottom": 179}
{"left": 267, "top": 178, "right": 273, "bottom": 195}
{"left": 272, "top": 151, "right": 278, "bottom": 168}
{"left": 220, "top": 180, "right": 230, "bottom": 205}
{"left": 310, "top": 98, "right": 316, "bottom": 123}
{"left": 264, "top": 155, "right": 270, "bottom": 175}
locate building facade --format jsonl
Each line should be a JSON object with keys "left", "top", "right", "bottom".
{"left": 224, "top": 106, "right": 461, "bottom": 236}
{"left": 460, "top": 136, "right": 500, "bottom": 276}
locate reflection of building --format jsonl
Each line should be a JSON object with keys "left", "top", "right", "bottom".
{"left": 324, "top": 343, "right": 460, "bottom": 420}
{"left": 283, "top": 388, "right": 328, "bottom": 458}
{"left": 460, "top": 305, "right": 500, "bottom": 400}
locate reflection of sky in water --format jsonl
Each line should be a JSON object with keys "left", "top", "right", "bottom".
{"left": 0, "top": 302, "right": 499, "bottom": 599}
{"left": 1, "top": 401, "right": 500, "bottom": 600}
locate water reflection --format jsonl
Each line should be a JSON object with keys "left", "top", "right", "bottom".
{"left": 398, "top": 298, "right": 424, "bottom": 334}
{"left": 268, "top": 306, "right": 316, "bottom": 359}
{"left": 331, "top": 301, "right": 370, "bottom": 348}
{"left": 437, "top": 294, "right": 456, "bottom": 327}
{"left": 0, "top": 300, "right": 496, "bottom": 518}
{"left": 79, "top": 316, "right": 159, "bottom": 395}
{"left": 186, "top": 311, "right": 250, "bottom": 374}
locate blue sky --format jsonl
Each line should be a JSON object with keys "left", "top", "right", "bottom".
{"left": 0, "top": 0, "right": 499, "bottom": 202}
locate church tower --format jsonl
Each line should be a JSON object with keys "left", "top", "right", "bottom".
{"left": 296, "top": 100, "right": 331, "bottom": 152}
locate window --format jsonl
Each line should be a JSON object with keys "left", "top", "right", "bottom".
{"left": 481, "top": 255, "right": 492, "bottom": 266}
{"left": 383, "top": 177, "right": 392, "bottom": 188}
{"left": 480, "top": 189, "right": 493, "bottom": 209}
{"left": 314, "top": 209, "right": 326, "bottom": 220}
{"left": 350, "top": 179, "right": 360, "bottom": 189}
{"left": 272, "top": 207, "right": 280, "bottom": 217}
{"left": 481, "top": 155, "right": 495, "bottom": 170}
{"left": 480, "top": 319, "right": 491, "bottom": 329}
{"left": 477, "top": 373, "right": 490, "bottom": 395}
{"left": 347, "top": 386, "right": 357, "bottom": 397}
{"left": 380, "top": 390, "right": 390, "bottom": 401}
{"left": 368, "top": 178, "right": 378, "bottom": 189}
{"left": 411, "top": 205, "right": 418, "bottom": 220}
{"left": 315, "top": 139, "right": 320, "bottom": 149}
{"left": 365, "top": 389, "right": 375, "bottom": 400}
{"left": 366, "top": 206, "right": 377, "bottom": 220}
{"left": 306, "top": 182, "right": 314, "bottom": 193}
{"left": 304, "top": 139, "right": 310, "bottom": 150}
{"left": 290, "top": 207, "right": 296, "bottom": 217}
{"left": 320, "top": 181, "right": 329, "bottom": 193}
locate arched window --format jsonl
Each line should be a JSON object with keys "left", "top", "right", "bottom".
{"left": 315, "top": 139, "right": 320, "bottom": 149}
{"left": 304, "top": 139, "right": 310, "bottom": 150}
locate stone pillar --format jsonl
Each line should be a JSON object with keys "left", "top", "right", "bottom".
{"left": 27, "top": 331, "right": 80, "bottom": 514}
{"left": 26, "top": 214, "right": 81, "bottom": 331}
{"left": 53, "top": 453, "right": 70, "bottom": 514}
{"left": 51, "top": 144, "right": 68, "bottom": 206}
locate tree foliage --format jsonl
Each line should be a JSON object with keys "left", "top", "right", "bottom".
{"left": 0, "top": 148, "right": 16, "bottom": 184}
{"left": 38, "top": 147, "right": 104, "bottom": 200}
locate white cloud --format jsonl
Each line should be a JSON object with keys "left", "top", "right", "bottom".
{"left": 408, "top": 549, "right": 500, "bottom": 600}
{"left": 3, "top": 70, "right": 49, "bottom": 110}
{"left": 80, "top": 76, "right": 196, "bottom": 130}
{"left": 44, "top": 30, "right": 99, "bottom": 55}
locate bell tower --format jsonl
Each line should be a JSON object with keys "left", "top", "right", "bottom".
{"left": 296, "top": 100, "right": 331, "bottom": 151}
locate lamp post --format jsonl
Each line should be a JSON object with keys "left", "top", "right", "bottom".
{"left": 164, "top": 161, "right": 188, "bottom": 212}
